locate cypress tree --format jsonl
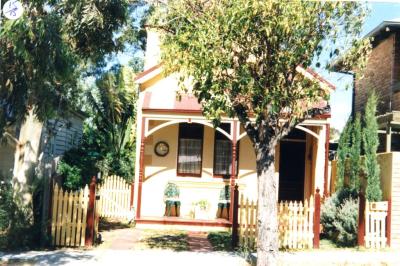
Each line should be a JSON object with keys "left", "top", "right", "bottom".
{"left": 363, "top": 91, "right": 382, "bottom": 201}
{"left": 349, "top": 114, "right": 362, "bottom": 190}
{"left": 337, "top": 119, "right": 352, "bottom": 189}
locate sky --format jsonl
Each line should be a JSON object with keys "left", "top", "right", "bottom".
{"left": 329, "top": 2, "right": 400, "bottom": 131}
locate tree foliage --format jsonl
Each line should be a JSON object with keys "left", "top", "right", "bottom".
{"left": 336, "top": 120, "right": 352, "bottom": 189}
{"left": 363, "top": 91, "right": 382, "bottom": 201}
{"left": 350, "top": 114, "right": 362, "bottom": 190}
{"left": 155, "top": 1, "right": 369, "bottom": 264}
{"left": 59, "top": 66, "right": 138, "bottom": 189}
{"left": 0, "top": 0, "right": 146, "bottom": 134}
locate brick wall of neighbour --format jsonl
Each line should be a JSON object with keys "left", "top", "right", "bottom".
{"left": 390, "top": 33, "right": 400, "bottom": 111}
{"left": 355, "top": 34, "right": 395, "bottom": 115}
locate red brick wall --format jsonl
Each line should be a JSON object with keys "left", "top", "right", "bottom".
{"left": 355, "top": 34, "right": 395, "bottom": 115}
{"left": 391, "top": 33, "right": 400, "bottom": 110}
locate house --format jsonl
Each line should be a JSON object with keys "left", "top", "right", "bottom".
{"left": 132, "top": 29, "right": 334, "bottom": 231}
{"left": 0, "top": 110, "right": 85, "bottom": 203}
{"left": 331, "top": 19, "right": 400, "bottom": 248}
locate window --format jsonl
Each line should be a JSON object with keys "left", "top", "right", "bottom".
{"left": 213, "top": 123, "right": 239, "bottom": 177}
{"left": 177, "top": 123, "right": 204, "bottom": 176}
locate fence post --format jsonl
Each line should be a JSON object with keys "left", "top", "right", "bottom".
{"left": 130, "top": 180, "right": 135, "bottom": 210}
{"left": 358, "top": 193, "right": 366, "bottom": 247}
{"left": 313, "top": 188, "right": 321, "bottom": 249}
{"left": 85, "top": 176, "right": 96, "bottom": 246}
{"left": 387, "top": 198, "right": 392, "bottom": 247}
{"left": 231, "top": 184, "right": 239, "bottom": 248}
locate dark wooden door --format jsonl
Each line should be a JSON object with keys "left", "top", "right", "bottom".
{"left": 278, "top": 140, "right": 306, "bottom": 201}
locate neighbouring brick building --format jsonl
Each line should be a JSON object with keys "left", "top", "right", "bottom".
{"left": 350, "top": 19, "right": 400, "bottom": 152}
{"left": 333, "top": 19, "right": 400, "bottom": 248}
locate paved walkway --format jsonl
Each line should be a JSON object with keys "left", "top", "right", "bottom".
{"left": 187, "top": 232, "right": 214, "bottom": 252}
{"left": 96, "top": 228, "right": 142, "bottom": 250}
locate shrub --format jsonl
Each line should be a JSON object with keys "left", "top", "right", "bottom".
{"left": 207, "top": 231, "right": 232, "bottom": 251}
{"left": 321, "top": 188, "right": 358, "bottom": 247}
{"left": 0, "top": 178, "right": 40, "bottom": 250}
{"left": 334, "top": 198, "right": 359, "bottom": 247}
{"left": 58, "top": 161, "right": 83, "bottom": 190}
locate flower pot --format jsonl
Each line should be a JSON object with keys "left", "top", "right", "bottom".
{"left": 217, "top": 202, "right": 230, "bottom": 219}
{"left": 164, "top": 200, "right": 180, "bottom": 217}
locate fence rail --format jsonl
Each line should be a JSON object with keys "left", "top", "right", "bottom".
{"left": 50, "top": 184, "right": 89, "bottom": 247}
{"left": 238, "top": 194, "right": 316, "bottom": 250}
{"left": 97, "top": 175, "right": 132, "bottom": 220}
{"left": 365, "top": 201, "right": 388, "bottom": 249}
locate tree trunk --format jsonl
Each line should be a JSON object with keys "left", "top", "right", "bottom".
{"left": 256, "top": 146, "right": 278, "bottom": 266}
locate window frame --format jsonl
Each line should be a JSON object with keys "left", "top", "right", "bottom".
{"left": 213, "top": 124, "right": 239, "bottom": 178}
{"left": 176, "top": 123, "right": 204, "bottom": 177}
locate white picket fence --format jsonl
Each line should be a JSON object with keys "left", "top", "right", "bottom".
{"left": 50, "top": 184, "right": 89, "bottom": 247}
{"left": 238, "top": 194, "right": 315, "bottom": 250}
{"left": 97, "top": 175, "right": 133, "bottom": 220}
{"left": 365, "top": 201, "right": 388, "bottom": 249}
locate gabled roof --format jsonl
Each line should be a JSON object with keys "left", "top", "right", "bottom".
{"left": 135, "top": 64, "right": 336, "bottom": 91}
{"left": 365, "top": 18, "right": 400, "bottom": 38}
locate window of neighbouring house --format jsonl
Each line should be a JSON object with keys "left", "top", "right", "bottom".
{"left": 177, "top": 123, "right": 204, "bottom": 176}
{"left": 213, "top": 123, "right": 239, "bottom": 177}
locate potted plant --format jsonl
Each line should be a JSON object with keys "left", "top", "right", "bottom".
{"left": 217, "top": 186, "right": 230, "bottom": 219}
{"left": 193, "top": 199, "right": 210, "bottom": 220}
{"left": 164, "top": 182, "right": 180, "bottom": 217}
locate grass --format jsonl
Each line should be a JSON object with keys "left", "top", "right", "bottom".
{"left": 207, "top": 231, "right": 233, "bottom": 251}
{"left": 140, "top": 230, "right": 189, "bottom": 252}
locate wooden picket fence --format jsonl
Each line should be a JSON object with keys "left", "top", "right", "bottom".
{"left": 50, "top": 184, "right": 89, "bottom": 247}
{"left": 365, "top": 201, "right": 388, "bottom": 248}
{"left": 238, "top": 194, "right": 315, "bottom": 250}
{"left": 97, "top": 175, "right": 133, "bottom": 220}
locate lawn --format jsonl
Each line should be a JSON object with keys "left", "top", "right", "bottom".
{"left": 207, "top": 231, "right": 233, "bottom": 251}
{"left": 139, "top": 230, "right": 190, "bottom": 252}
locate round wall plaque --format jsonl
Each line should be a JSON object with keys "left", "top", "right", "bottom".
{"left": 154, "top": 141, "right": 169, "bottom": 157}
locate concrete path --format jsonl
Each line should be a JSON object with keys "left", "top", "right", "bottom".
{"left": 0, "top": 250, "right": 247, "bottom": 266}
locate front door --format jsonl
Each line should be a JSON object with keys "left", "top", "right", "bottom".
{"left": 278, "top": 140, "right": 306, "bottom": 201}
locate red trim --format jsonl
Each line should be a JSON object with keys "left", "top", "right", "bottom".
{"left": 312, "top": 113, "right": 331, "bottom": 119}
{"left": 313, "top": 188, "right": 321, "bottom": 248}
{"left": 47, "top": 179, "right": 54, "bottom": 240}
{"left": 136, "top": 117, "right": 146, "bottom": 220}
{"left": 358, "top": 193, "right": 366, "bottom": 247}
{"left": 135, "top": 64, "right": 162, "bottom": 81}
{"left": 136, "top": 217, "right": 231, "bottom": 227}
{"left": 324, "top": 123, "right": 330, "bottom": 197}
{"left": 305, "top": 67, "right": 336, "bottom": 91}
{"left": 229, "top": 121, "right": 238, "bottom": 224}
{"left": 130, "top": 181, "right": 135, "bottom": 209}
{"left": 85, "top": 176, "right": 96, "bottom": 247}
{"left": 142, "top": 108, "right": 203, "bottom": 114}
